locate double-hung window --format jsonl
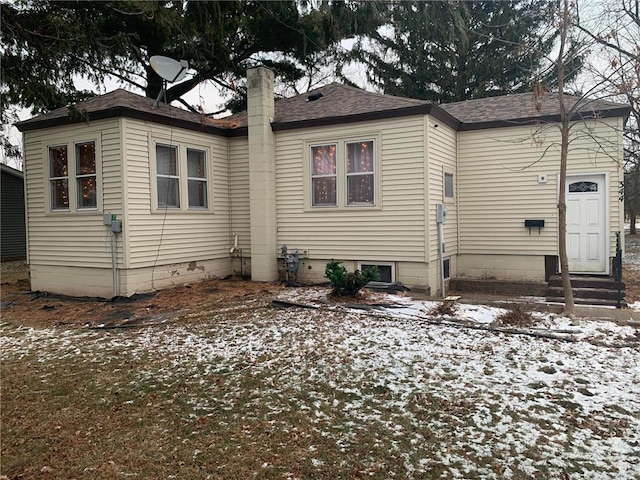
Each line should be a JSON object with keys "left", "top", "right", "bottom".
{"left": 49, "top": 145, "right": 69, "bottom": 210}
{"left": 153, "top": 142, "right": 210, "bottom": 211}
{"left": 76, "top": 142, "right": 97, "bottom": 209}
{"left": 187, "top": 148, "right": 208, "bottom": 208}
{"left": 309, "top": 138, "right": 377, "bottom": 209}
{"left": 156, "top": 144, "right": 180, "bottom": 208}
{"left": 48, "top": 140, "right": 98, "bottom": 212}
{"left": 346, "top": 141, "right": 374, "bottom": 205}
{"left": 311, "top": 144, "right": 337, "bottom": 206}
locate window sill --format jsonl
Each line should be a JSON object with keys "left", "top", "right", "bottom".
{"left": 45, "top": 208, "right": 102, "bottom": 216}
{"left": 152, "top": 208, "right": 214, "bottom": 214}
{"left": 305, "top": 203, "right": 382, "bottom": 213}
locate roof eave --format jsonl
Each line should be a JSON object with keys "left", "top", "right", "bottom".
{"left": 0, "top": 164, "right": 24, "bottom": 179}
{"left": 16, "top": 107, "right": 236, "bottom": 137}
{"left": 271, "top": 103, "right": 459, "bottom": 132}
{"left": 457, "top": 106, "right": 631, "bottom": 131}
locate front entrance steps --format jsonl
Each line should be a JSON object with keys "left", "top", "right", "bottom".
{"left": 546, "top": 274, "right": 626, "bottom": 308}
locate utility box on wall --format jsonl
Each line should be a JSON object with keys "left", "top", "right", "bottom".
{"left": 436, "top": 204, "right": 447, "bottom": 224}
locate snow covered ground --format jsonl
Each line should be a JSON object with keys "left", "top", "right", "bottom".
{"left": 2, "top": 287, "right": 639, "bottom": 479}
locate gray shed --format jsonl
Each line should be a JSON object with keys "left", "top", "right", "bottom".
{"left": 1, "top": 164, "right": 27, "bottom": 260}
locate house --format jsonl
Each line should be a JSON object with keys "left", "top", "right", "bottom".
{"left": 15, "top": 67, "right": 629, "bottom": 299}
{"left": 1, "top": 163, "right": 27, "bottom": 261}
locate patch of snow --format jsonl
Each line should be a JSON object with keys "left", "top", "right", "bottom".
{"left": 2, "top": 285, "right": 639, "bottom": 479}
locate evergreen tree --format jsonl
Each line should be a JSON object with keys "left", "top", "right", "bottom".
{"left": 350, "top": 0, "right": 582, "bottom": 103}
{"left": 1, "top": 0, "right": 381, "bottom": 114}
{"left": 1, "top": 0, "right": 382, "bottom": 161}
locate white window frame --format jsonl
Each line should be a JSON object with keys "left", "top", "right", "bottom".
{"left": 346, "top": 140, "right": 375, "bottom": 206}
{"left": 45, "top": 135, "right": 101, "bottom": 214}
{"left": 156, "top": 143, "right": 180, "bottom": 209}
{"left": 310, "top": 143, "right": 338, "bottom": 207}
{"left": 75, "top": 141, "right": 98, "bottom": 210}
{"left": 304, "top": 134, "right": 381, "bottom": 211}
{"left": 186, "top": 148, "right": 208, "bottom": 209}
{"left": 49, "top": 144, "right": 69, "bottom": 211}
{"left": 150, "top": 138, "right": 213, "bottom": 213}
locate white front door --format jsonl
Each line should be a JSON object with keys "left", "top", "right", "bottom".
{"left": 566, "top": 174, "right": 607, "bottom": 273}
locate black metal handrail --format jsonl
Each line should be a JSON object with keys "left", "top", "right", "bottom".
{"left": 614, "top": 231, "right": 623, "bottom": 308}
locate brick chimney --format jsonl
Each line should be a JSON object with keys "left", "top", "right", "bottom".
{"left": 247, "top": 66, "right": 278, "bottom": 281}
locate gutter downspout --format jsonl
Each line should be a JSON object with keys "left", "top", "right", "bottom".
{"left": 111, "top": 230, "right": 118, "bottom": 298}
{"left": 436, "top": 203, "right": 447, "bottom": 297}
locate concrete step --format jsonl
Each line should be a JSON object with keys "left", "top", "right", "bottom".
{"left": 546, "top": 296, "right": 627, "bottom": 308}
{"left": 547, "top": 275, "right": 625, "bottom": 290}
{"left": 546, "top": 286, "right": 625, "bottom": 301}
{"left": 546, "top": 274, "right": 626, "bottom": 308}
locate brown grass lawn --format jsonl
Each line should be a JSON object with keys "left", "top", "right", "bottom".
{"left": 3, "top": 305, "right": 638, "bottom": 480}
{"left": 1, "top": 241, "right": 639, "bottom": 479}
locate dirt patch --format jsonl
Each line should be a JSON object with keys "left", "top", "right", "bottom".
{"left": 623, "top": 233, "right": 640, "bottom": 304}
{"left": 3, "top": 234, "right": 639, "bottom": 329}
{"left": 1, "top": 260, "right": 28, "bottom": 285}
{"left": 623, "top": 264, "right": 640, "bottom": 304}
{"left": 0, "top": 265, "right": 283, "bottom": 329}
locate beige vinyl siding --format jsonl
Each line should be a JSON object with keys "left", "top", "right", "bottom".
{"left": 123, "top": 119, "right": 230, "bottom": 267}
{"left": 275, "top": 116, "right": 426, "bottom": 262}
{"left": 427, "top": 117, "right": 458, "bottom": 263}
{"left": 229, "top": 137, "right": 251, "bottom": 255}
{"left": 457, "top": 118, "right": 624, "bottom": 256}
{"left": 23, "top": 119, "right": 122, "bottom": 268}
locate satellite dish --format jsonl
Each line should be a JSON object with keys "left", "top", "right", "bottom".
{"left": 150, "top": 55, "right": 189, "bottom": 83}
{"left": 149, "top": 55, "right": 189, "bottom": 108}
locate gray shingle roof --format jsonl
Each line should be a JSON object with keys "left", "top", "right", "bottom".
{"left": 16, "top": 89, "right": 235, "bottom": 132}
{"left": 440, "top": 92, "right": 629, "bottom": 126}
{"left": 225, "top": 82, "right": 431, "bottom": 128}
{"left": 16, "top": 85, "right": 629, "bottom": 134}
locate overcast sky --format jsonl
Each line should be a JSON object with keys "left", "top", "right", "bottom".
{"left": 3, "top": 0, "right": 633, "bottom": 169}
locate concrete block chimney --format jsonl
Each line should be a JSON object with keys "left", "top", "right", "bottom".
{"left": 247, "top": 66, "right": 278, "bottom": 281}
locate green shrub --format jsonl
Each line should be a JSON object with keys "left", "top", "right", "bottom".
{"left": 325, "top": 260, "right": 380, "bottom": 297}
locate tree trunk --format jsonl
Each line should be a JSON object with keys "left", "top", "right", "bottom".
{"left": 556, "top": 0, "right": 576, "bottom": 321}
{"left": 558, "top": 125, "right": 576, "bottom": 319}
{"left": 631, "top": 212, "right": 637, "bottom": 235}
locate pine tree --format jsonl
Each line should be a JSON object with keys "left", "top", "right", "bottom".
{"left": 350, "top": 0, "right": 582, "bottom": 103}
{"left": 1, "top": 0, "right": 381, "bottom": 114}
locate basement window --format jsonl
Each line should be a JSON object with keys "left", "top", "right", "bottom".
{"left": 359, "top": 262, "right": 394, "bottom": 283}
{"left": 443, "top": 258, "right": 451, "bottom": 279}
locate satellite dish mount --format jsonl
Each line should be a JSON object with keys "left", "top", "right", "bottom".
{"left": 150, "top": 55, "right": 189, "bottom": 108}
